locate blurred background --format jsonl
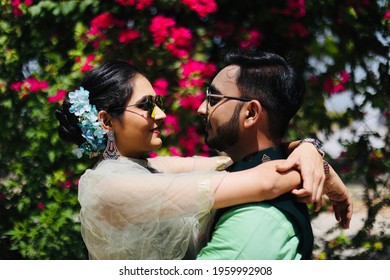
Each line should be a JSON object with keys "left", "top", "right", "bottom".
{"left": 0, "top": 0, "right": 389, "bottom": 259}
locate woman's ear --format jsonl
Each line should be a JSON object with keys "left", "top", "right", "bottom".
{"left": 98, "top": 110, "right": 113, "bottom": 131}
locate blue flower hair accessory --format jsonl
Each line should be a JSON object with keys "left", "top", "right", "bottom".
{"left": 68, "top": 87, "right": 106, "bottom": 158}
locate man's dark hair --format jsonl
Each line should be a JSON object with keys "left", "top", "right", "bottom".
{"left": 225, "top": 49, "right": 305, "bottom": 141}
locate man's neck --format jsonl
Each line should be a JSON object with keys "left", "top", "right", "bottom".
{"left": 226, "top": 138, "right": 279, "bottom": 163}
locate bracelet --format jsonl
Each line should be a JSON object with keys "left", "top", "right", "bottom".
{"left": 323, "top": 160, "right": 330, "bottom": 177}
{"left": 298, "top": 138, "right": 325, "bottom": 157}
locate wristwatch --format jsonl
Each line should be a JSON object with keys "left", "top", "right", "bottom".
{"left": 299, "top": 138, "right": 325, "bottom": 157}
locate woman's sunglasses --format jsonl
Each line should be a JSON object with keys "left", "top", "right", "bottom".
{"left": 113, "top": 95, "right": 164, "bottom": 118}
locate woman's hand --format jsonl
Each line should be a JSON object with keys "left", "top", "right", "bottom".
{"left": 276, "top": 142, "right": 325, "bottom": 211}
{"left": 322, "top": 164, "right": 353, "bottom": 229}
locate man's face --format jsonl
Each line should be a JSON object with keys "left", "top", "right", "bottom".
{"left": 197, "top": 65, "right": 244, "bottom": 152}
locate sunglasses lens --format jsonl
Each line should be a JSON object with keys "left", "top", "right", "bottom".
{"left": 156, "top": 96, "right": 164, "bottom": 109}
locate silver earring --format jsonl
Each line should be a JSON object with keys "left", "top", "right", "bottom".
{"left": 103, "top": 131, "right": 119, "bottom": 160}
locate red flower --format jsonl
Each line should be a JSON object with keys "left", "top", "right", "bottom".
{"left": 149, "top": 16, "right": 176, "bottom": 46}
{"left": 169, "top": 146, "right": 182, "bottom": 156}
{"left": 153, "top": 78, "right": 169, "bottom": 96}
{"left": 323, "top": 70, "right": 350, "bottom": 95}
{"left": 179, "top": 93, "right": 204, "bottom": 112}
{"left": 88, "top": 13, "right": 125, "bottom": 35}
{"left": 385, "top": 10, "right": 390, "bottom": 20}
{"left": 10, "top": 81, "right": 24, "bottom": 91}
{"left": 47, "top": 89, "right": 67, "bottom": 103}
{"left": 239, "top": 29, "right": 263, "bottom": 49}
{"left": 118, "top": 29, "right": 141, "bottom": 44}
{"left": 115, "top": 0, "right": 153, "bottom": 10}
{"left": 279, "top": 0, "right": 306, "bottom": 19}
{"left": 26, "top": 77, "right": 49, "bottom": 92}
{"left": 79, "top": 55, "right": 96, "bottom": 72}
{"left": 181, "top": 0, "right": 218, "bottom": 18}
{"left": 289, "top": 23, "right": 309, "bottom": 37}
{"left": 181, "top": 59, "right": 216, "bottom": 79}
{"left": 179, "top": 126, "right": 201, "bottom": 156}
{"left": 164, "top": 114, "right": 180, "bottom": 135}
{"left": 37, "top": 202, "right": 45, "bottom": 210}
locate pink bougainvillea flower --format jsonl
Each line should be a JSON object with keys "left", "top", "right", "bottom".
{"left": 148, "top": 151, "right": 158, "bottom": 158}
{"left": 179, "top": 126, "right": 201, "bottom": 156}
{"left": 178, "top": 93, "right": 204, "bottom": 112}
{"left": 118, "top": 29, "right": 141, "bottom": 44}
{"left": 11, "top": 0, "right": 23, "bottom": 16}
{"left": 10, "top": 77, "right": 48, "bottom": 99}
{"left": 79, "top": 54, "right": 97, "bottom": 72}
{"left": 278, "top": 0, "right": 306, "bottom": 19}
{"left": 166, "top": 26, "right": 193, "bottom": 58}
{"left": 149, "top": 15, "right": 176, "bottom": 46}
{"left": 181, "top": 0, "right": 218, "bottom": 18}
{"left": 88, "top": 12, "right": 125, "bottom": 35}
{"left": 181, "top": 59, "right": 216, "bottom": 79}
{"left": 169, "top": 146, "right": 182, "bottom": 156}
{"left": 324, "top": 70, "right": 350, "bottom": 95}
{"left": 340, "top": 70, "right": 350, "bottom": 83}
{"left": 37, "top": 202, "right": 45, "bottom": 210}
{"left": 385, "top": 10, "right": 390, "bottom": 20}
{"left": 10, "top": 81, "right": 24, "bottom": 91}
{"left": 47, "top": 89, "right": 67, "bottom": 103}
{"left": 115, "top": 0, "right": 153, "bottom": 10}
{"left": 164, "top": 114, "right": 180, "bottom": 135}
{"left": 289, "top": 23, "right": 309, "bottom": 37}
{"left": 25, "top": 77, "right": 49, "bottom": 92}
{"left": 153, "top": 78, "right": 169, "bottom": 96}
{"left": 239, "top": 29, "right": 263, "bottom": 49}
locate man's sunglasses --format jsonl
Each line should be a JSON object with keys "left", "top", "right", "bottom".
{"left": 113, "top": 95, "right": 164, "bottom": 118}
{"left": 205, "top": 86, "right": 253, "bottom": 107}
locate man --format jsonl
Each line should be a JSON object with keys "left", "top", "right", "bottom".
{"left": 196, "top": 50, "right": 350, "bottom": 259}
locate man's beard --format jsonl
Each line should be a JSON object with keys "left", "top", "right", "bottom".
{"left": 205, "top": 104, "right": 242, "bottom": 152}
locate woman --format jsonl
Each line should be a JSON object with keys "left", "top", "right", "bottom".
{"left": 56, "top": 60, "right": 350, "bottom": 259}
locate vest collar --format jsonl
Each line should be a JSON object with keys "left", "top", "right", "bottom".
{"left": 226, "top": 146, "right": 285, "bottom": 172}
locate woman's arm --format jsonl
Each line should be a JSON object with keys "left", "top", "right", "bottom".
{"left": 148, "top": 155, "right": 232, "bottom": 173}
{"left": 212, "top": 159, "right": 301, "bottom": 209}
{"left": 94, "top": 159, "right": 301, "bottom": 225}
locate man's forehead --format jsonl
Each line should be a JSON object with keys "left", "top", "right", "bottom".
{"left": 212, "top": 65, "right": 240, "bottom": 84}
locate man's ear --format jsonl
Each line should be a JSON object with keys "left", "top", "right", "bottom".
{"left": 98, "top": 110, "right": 113, "bottom": 130}
{"left": 243, "top": 100, "right": 262, "bottom": 128}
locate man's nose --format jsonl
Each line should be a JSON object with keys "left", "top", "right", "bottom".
{"left": 197, "top": 99, "right": 207, "bottom": 116}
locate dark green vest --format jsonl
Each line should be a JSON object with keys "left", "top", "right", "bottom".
{"left": 213, "top": 146, "right": 314, "bottom": 259}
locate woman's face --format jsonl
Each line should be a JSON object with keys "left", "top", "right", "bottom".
{"left": 112, "top": 74, "right": 166, "bottom": 158}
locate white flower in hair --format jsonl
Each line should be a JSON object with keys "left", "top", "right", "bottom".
{"left": 68, "top": 86, "right": 107, "bottom": 158}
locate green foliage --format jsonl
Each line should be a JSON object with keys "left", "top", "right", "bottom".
{"left": 0, "top": 0, "right": 389, "bottom": 259}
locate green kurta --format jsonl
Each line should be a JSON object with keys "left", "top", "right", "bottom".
{"left": 197, "top": 146, "right": 313, "bottom": 260}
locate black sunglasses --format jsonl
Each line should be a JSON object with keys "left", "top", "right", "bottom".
{"left": 113, "top": 95, "right": 164, "bottom": 118}
{"left": 205, "top": 86, "right": 253, "bottom": 107}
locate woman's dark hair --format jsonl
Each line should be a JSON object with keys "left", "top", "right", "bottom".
{"left": 55, "top": 60, "right": 142, "bottom": 145}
